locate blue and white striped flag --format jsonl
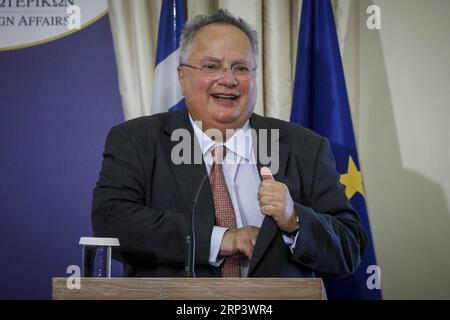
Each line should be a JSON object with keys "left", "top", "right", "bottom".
{"left": 151, "top": 0, "right": 186, "bottom": 114}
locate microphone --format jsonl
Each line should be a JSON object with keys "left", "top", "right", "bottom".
{"left": 185, "top": 173, "right": 209, "bottom": 277}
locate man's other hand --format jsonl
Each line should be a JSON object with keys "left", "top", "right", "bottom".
{"left": 219, "top": 226, "right": 259, "bottom": 259}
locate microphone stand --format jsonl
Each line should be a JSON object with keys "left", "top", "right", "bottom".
{"left": 185, "top": 174, "right": 208, "bottom": 277}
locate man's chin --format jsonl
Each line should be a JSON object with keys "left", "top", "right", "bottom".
{"left": 210, "top": 111, "right": 243, "bottom": 126}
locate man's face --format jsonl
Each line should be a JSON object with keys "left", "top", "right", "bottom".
{"left": 178, "top": 24, "right": 257, "bottom": 133}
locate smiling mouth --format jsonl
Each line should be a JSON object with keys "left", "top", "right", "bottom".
{"left": 211, "top": 93, "right": 241, "bottom": 101}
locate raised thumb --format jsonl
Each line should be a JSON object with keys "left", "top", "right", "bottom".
{"left": 260, "top": 167, "right": 274, "bottom": 181}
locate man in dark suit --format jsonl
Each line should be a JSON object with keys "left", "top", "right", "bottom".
{"left": 92, "top": 9, "right": 367, "bottom": 278}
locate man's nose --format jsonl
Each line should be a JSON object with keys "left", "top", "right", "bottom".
{"left": 217, "top": 68, "right": 238, "bottom": 87}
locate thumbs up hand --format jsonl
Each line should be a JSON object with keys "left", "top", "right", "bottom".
{"left": 258, "top": 167, "right": 300, "bottom": 233}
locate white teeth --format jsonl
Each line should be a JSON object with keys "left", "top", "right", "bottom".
{"left": 213, "top": 94, "right": 239, "bottom": 99}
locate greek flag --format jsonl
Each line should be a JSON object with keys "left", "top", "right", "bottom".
{"left": 151, "top": 0, "right": 186, "bottom": 113}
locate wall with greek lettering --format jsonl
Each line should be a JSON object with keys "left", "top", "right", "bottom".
{"left": 0, "top": 1, "right": 123, "bottom": 299}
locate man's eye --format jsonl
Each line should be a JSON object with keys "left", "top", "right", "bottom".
{"left": 234, "top": 65, "right": 250, "bottom": 73}
{"left": 202, "top": 64, "right": 219, "bottom": 71}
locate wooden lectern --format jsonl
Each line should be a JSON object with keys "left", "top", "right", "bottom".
{"left": 52, "top": 277, "right": 327, "bottom": 300}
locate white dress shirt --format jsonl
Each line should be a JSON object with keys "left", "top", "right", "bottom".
{"left": 189, "top": 114, "right": 296, "bottom": 277}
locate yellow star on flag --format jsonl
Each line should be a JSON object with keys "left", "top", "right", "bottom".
{"left": 340, "top": 155, "right": 365, "bottom": 200}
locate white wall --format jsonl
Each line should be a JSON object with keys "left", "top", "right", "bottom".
{"left": 349, "top": 0, "right": 450, "bottom": 299}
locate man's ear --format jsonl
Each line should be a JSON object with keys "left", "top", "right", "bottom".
{"left": 177, "top": 67, "right": 185, "bottom": 95}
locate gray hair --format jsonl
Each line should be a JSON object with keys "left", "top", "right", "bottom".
{"left": 179, "top": 9, "right": 258, "bottom": 64}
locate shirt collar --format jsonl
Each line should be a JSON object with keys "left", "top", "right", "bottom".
{"left": 188, "top": 113, "right": 253, "bottom": 161}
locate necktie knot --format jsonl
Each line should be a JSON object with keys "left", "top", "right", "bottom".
{"left": 211, "top": 145, "right": 226, "bottom": 164}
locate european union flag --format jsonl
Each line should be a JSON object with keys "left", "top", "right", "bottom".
{"left": 291, "top": 0, "right": 382, "bottom": 300}
{"left": 152, "top": 0, "right": 186, "bottom": 113}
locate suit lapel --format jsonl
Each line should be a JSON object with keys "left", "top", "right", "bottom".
{"left": 161, "top": 110, "right": 215, "bottom": 218}
{"left": 248, "top": 113, "right": 291, "bottom": 276}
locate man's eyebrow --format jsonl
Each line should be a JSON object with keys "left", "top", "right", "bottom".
{"left": 231, "top": 59, "right": 251, "bottom": 65}
{"left": 200, "top": 56, "right": 251, "bottom": 65}
{"left": 200, "top": 56, "right": 222, "bottom": 63}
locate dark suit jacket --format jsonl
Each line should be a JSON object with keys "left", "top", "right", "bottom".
{"left": 92, "top": 109, "right": 368, "bottom": 277}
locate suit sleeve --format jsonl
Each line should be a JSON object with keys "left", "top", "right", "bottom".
{"left": 290, "top": 138, "right": 368, "bottom": 276}
{"left": 91, "top": 125, "right": 213, "bottom": 266}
